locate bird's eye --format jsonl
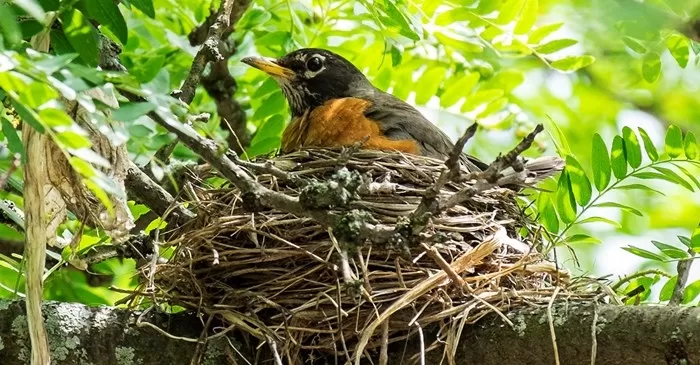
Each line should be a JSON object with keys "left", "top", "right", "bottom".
{"left": 306, "top": 56, "right": 323, "bottom": 72}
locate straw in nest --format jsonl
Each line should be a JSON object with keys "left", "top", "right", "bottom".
{"left": 138, "top": 148, "right": 591, "bottom": 364}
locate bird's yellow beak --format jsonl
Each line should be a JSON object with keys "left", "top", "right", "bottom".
{"left": 241, "top": 56, "right": 294, "bottom": 79}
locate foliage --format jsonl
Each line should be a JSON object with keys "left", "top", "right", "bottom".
{"left": 0, "top": 0, "right": 698, "bottom": 308}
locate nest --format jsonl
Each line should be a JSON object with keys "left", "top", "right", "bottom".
{"left": 143, "top": 149, "right": 586, "bottom": 364}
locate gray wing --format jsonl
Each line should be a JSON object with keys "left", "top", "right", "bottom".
{"left": 364, "top": 91, "right": 487, "bottom": 171}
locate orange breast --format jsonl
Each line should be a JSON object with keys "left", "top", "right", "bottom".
{"left": 281, "top": 98, "right": 419, "bottom": 155}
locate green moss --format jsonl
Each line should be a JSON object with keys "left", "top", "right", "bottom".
{"left": 202, "top": 339, "right": 226, "bottom": 365}
{"left": 11, "top": 315, "right": 28, "bottom": 341}
{"left": 115, "top": 346, "right": 142, "bottom": 365}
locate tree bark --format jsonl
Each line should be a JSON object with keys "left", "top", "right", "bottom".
{"left": 393, "top": 302, "right": 700, "bottom": 365}
{"left": 1, "top": 300, "right": 698, "bottom": 365}
{"left": 0, "top": 300, "right": 240, "bottom": 365}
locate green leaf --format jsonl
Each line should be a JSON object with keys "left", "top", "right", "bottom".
{"left": 435, "top": 8, "right": 474, "bottom": 26}
{"left": 614, "top": 183, "right": 665, "bottom": 196}
{"left": 651, "top": 241, "right": 689, "bottom": 259}
{"left": 129, "top": 0, "right": 155, "bottom": 18}
{"left": 113, "top": 102, "right": 156, "bottom": 122}
{"left": 622, "top": 127, "right": 642, "bottom": 168}
{"left": 641, "top": 52, "right": 661, "bottom": 83}
{"left": 550, "top": 55, "right": 595, "bottom": 72}
{"left": 622, "top": 36, "right": 646, "bottom": 54}
{"left": 10, "top": 98, "right": 45, "bottom": 133}
{"left": 435, "top": 32, "right": 484, "bottom": 53}
{"left": 245, "top": 137, "right": 280, "bottom": 158}
{"left": 652, "top": 166, "right": 694, "bottom": 191}
{"left": 38, "top": 108, "right": 73, "bottom": 127}
{"left": 11, "top": 0, "right": 46, "bottom": 23}
{"left": 496, "top": 0, "right": 524, "bottom": 24}
{"left": 544, "top": 115, "right": 571, "bottom": 156}
{"left": 461, "top": 89, "right": 504, "bottom": 112}
{"left": 555, "top": 171, "right": 577, "bottom": 224}
{"left": 237, "top": 8, "right": 272, "bottom": 30}
{"left": 621, "top": 245, "right": 667, "bottom": 261}
{"left": 80, "top": 0, "right": 128, "bottom": 44}
{"left": 0, "top": 5, "right": 22, "bottom": 48}
{"left": 683, "top": 280, "right": 700, "bottom": 304}
{"left": 527, "top": 22, "right": 563, "bottom": 44}
{"left": 38, "top": 0, "right": 59, "bottom": 11}
{"left": 1, "top": 118, "right": 23, "bottom": 155}
{"left": 84, "top": 178, "right": 113, "bottom": 214}
{"left": 666, "top": 33, "right": 690, "bottom": 68}
{"left": 678, "top": 236, "right": 691, "bottom": 248}
{"left": 390, "top": 45, "right": 402, "bottom": 67}
{"left": 691, "top": 41, "right": 700, "bottom": 57}
{"left": 684, "top": 131, "right": 698, "bottom": 160}
{"left": 50, "top": 30, "right": 76, "bottom": 55}
{"left": 541, "top": 201, "right": 559, "bottom": 233}
{"left": 638, "top": 127, "right": 659, "bottom": 161}
{"left": 676, "top": 163, "right": 700, "bottom": 189}
{"left": 665, "top": 125, "right": 684, "bottom": 158}
{"left": 659, "top": 276, "right": 677, "bottom": 301}
{"left": 578, "top": 216, "right": 621, "bottom": 228}
{"left": 55, "top": 131, "right": 92, "bottom": 149}
{"left": 129, "top": 54, "right": 165, "bottom": 83}
{"left": 565, "top": 156, "right": 592, "bottom": 206}
{"left": 591, "top": 133, "right": 611, "bottom": 191}
{"left": 594, "top": 202, "right": 643, "bottom": 216}
{"left": 61, "top": 8, "right": 100, "bottom": 66}
{"left": 564, "top": 234, "right": 601, "bottom": 244}
{"left": 34, "top": 53, "right": 79, "bottom": 74}
{"left": 250, "top": 115, "right": 284, "bottom": 145}
{"left": 414, "top": 67, "right": 446, "bottom": 105}
{"left": 535, "top": 39, "right": 577, "bottom": 54}
{"left": 692, "top": 224, "right": 700, "bottom": 252}
{"left": 513, "top": 0, "right": 537, "bottom": 34}
{"left": 440, "top": 72, "right": 480, "bottom": 108}
{"left": 476, "top": 97, "right": 508, "bottom": 118}
{"left": 70, "top": 148, "right": 110, "bottom": 168}
{"left": 610, "top": 135, "right": 627, "bottom": 180}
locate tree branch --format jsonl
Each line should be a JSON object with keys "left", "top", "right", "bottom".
{"left": 2, "top": 299, "right": 698, "bottom": 365}
{"left": 0, "top": 300, "right": 240, "bottom": 365}
{"left": 389, "top": 302, "right": 700, "bottom": 365}
{"left": 670, "top": 248, "right": 696, "bottom": 306}
{"left": 161, "top": 0, "right": 253, "bottom": 160}
{"left": 124, "top": 161, "right": 195, "bottom": 227}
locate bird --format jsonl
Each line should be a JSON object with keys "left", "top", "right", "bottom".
{"left": 241, "top": 48, "right": 563, "bottom": 180}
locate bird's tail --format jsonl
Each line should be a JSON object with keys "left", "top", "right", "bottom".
{"left": 498, "top": 156, "right": 566, "bottom": 186}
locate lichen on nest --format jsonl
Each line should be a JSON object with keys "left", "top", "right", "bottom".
{"left": 138, "top": 148, "right": 592, "bottom": 364}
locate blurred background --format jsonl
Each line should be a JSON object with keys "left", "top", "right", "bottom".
{"left": 1, "top": 0, "right": 699, "bottom": 305}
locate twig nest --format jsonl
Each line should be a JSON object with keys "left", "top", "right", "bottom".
{"left": 147, "top": 149, "right": 577, "bottom": 363}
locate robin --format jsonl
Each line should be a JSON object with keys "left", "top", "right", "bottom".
{"left": 242, "top": 48, "right": 561, "bottom": 178}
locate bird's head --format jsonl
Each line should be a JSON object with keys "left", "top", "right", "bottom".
{"left": 242, "top": 48, "right": 374, "bottom": 117}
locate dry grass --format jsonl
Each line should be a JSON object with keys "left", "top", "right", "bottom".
{"left": 137, "top": 149, "right": 595, "bottom": 364}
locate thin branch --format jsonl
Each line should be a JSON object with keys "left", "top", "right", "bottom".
{"left": 124, "top": 161, "right": 196, "bottom": 227}
{"left": 441, "top": 124, "right": 549, "bottom": 211}
{"left": 408, "top": 124, "right": 478, "bottom": 233}
{"left": 610, "top": 269, "right": 672, "bottom": 291}
{"left": 178, "top": 0, "right": 236, "bottom": 105}
{"left": 160, "top": 0, "right": 253, "bottom": 161}
{"left": 669, "top": 248, "right": 696, "bottom": 306}
{"left": 547, "top": 287, "right": 562, "bottom": 365}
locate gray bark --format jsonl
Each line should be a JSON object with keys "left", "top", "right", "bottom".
{"left": 393, "top": 302, "right": 700, "bottom": 365}
{"left": 1, "top": 300, "right": 698, "bottom": 364}
{"left": 0, "top": 300, "right": 240, "bottom": 365}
